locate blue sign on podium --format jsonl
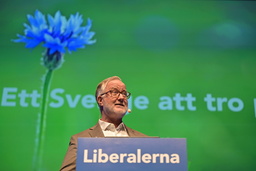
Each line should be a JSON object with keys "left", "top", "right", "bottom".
{"left": 77, "top": 138, "right": 187, "bottom": 171}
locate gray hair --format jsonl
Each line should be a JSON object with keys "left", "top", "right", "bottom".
{"left": 95, "top": 76, "right": 122, "bottom": 103}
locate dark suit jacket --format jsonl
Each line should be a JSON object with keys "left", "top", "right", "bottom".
{"left": 60, "top": 123, "right": 148, "bottom": 171}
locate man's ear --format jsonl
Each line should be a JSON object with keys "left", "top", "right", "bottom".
{"left": 97, "top": 96, "right": 103, "bottom": 106}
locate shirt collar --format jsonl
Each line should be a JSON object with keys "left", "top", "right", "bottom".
{"left": 98, "top": 119, "right": 126, "bottom": 132}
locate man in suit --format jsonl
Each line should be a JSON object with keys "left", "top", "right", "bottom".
{"left": 60, "top": 76, "right": 148, "bottom": 171}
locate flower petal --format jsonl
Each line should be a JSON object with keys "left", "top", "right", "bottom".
{"left": 43, "top": 34, "right": 67, "bottom": 54}
{"left": 13, "top": 10, "right": 96, "bottom": 53}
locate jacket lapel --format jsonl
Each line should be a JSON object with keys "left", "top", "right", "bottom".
{"left": 125, "top": 125, "right": 137, "bottom": 137}
{"left": 88, "top": 123, "right": 104, "bottom": 137}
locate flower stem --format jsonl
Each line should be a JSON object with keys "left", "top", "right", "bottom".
{"left": 33, "top": 69, "right": 53, "bottom": 171}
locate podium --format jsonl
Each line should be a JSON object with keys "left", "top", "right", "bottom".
{"left": 77, "top": 138, "right": 187, "bottom": 171}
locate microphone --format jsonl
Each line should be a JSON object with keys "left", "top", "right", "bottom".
{"left": 127, "top": 109, "right": 132, "bottom": 113}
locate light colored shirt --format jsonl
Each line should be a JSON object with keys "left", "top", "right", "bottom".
{"left": 98, "top": 119, "right": 129, "bottom": 137}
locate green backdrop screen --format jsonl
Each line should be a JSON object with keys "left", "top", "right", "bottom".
{"left": 1, "top": 0, "right": 256, "bottom": 170}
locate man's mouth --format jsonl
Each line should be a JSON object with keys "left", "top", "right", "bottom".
{"left": 115, "top": 103, "right": 124, "bottom": 106}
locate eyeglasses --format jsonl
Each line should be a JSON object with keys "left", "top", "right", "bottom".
{"left": 100, "top": 89, "right": 131, "bottom": 99}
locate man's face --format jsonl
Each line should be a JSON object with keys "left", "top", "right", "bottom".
{"left": 98, "top": 79, "right": 128, "bottom": 122}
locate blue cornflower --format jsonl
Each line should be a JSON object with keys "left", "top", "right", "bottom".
{"left": 13, "top": 10, "right": 96, "bottom": 70}
{"left": 13, "top": 10, "right": 96, "bottom": 170}
{"left": 13, "top": 10, "right": 96, "bottom": 55}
